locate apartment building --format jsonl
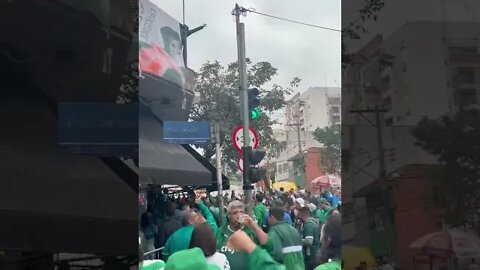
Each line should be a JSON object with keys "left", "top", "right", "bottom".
{"left": 265, "top": 87, "right": 342, "bottom": 189}
{"left": 286, "top": 87, "right": 341, "bottom": 132}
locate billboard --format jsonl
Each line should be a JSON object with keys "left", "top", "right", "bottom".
{"left": 138, "top": 0, "right": 185, "bottom": 88}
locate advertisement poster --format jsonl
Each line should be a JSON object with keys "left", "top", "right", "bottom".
{"left": 138, "top": 0, "right": 186, "bottom": 88}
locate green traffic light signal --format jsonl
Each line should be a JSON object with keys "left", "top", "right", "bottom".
{"left": 250, "top": 108, "right": 261, "bottom": 119}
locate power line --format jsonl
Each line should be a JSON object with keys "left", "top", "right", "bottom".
{"left": 243, "top": 8, "right": 341, "bottom": 32}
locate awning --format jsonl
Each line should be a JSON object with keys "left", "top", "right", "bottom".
{"left": 0, "top": 100, "right": 137, "bottom": 254}
{"left": 139, "top": 104, "right": 212, "bottom": 186}
{"left": 182, "top": 144, "right": 230, "bottom": 191}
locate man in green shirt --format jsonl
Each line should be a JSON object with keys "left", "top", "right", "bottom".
{"left": 298, "top": 207, "right": 320, "bottom": 270}
{"left": 215, "top": 200, "right": 258, "bottom": 270}
{"left": 246, "top": 206, "right": 305, "bottom": 270}
{"left": 162, "top": 200, "right": 218, "bottom": 260}
{"left": 316, "top": 198, "right": 338, "bottom": 225}
{"left": 253, "top": 193, "right": 268, "bottom": 228}
{"left": 314, "top": 213, "right": 342, "bottom": 270}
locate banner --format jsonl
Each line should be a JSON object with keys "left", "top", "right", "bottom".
{"left": 138, "top": 0, "right": 186, "bottom": 88}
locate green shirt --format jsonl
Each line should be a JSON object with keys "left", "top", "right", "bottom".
{"left": 314, "top": 260, "right": 341, "bottom": 270}
{"left": 263, "top": 222, "right": 304, "bottom": 270}
{"left": 302, "top": 218, "right": 320, "bottom": 263}
{"left": 215, "top": 224, "right": 258, "bottom": 270}
{"left": 162, "top": 202, "right": 217, "bottom": 260}
{"left": 162, "top": 225, "right": 194, "bottom": 260}
{"left": 247, "top": 247, "right": 286, "bottom": 270}
{"left": 140, "top": 260, "right": 165, "bottom": 270}
{"left": 253, "top": 203, "right": 267, "bottom": 227}
{"left": 316, "top": 207, "right": 335, "bottom": 225}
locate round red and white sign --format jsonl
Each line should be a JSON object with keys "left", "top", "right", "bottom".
{"left": 232, "top": 126, "right": 258, "bottom": 153}
{"left": 237, "top": 157, "right": 244, "bottom": 172}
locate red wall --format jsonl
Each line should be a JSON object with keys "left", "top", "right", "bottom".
{"left": 394, "top": 165, "right": 443, "bottom": 270}
{"left": 304, "top": 147, "right": 326, "bottom": 194}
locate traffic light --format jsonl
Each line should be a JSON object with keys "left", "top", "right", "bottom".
{"left": 248, "top": 88, "right": 261, "bottom": 120}
{"left": 247, "top": 148, "right": 266, "bottom": 183}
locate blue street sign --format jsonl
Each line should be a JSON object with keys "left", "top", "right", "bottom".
{"left": 58, "top": 103, "right": 138, "bottom": 157}
{"left": 163, "top": 121, "right": 211, "bottom": 144}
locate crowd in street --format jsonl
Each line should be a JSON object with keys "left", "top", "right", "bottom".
{"left": 139, "top": 187, "right": 342, "bottom": 270}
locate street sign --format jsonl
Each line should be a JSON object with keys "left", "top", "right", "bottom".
{"left": 163, "top": 121, "right": 211, "bottom": 144}
{"left": 232, "top": 125, "right": 258, "bottom": 153}
{"left": 58, "top": 103, "right": 138, "bottom": 157}
{"left": 237, "top": 157, "right": 244, "bottom": 172}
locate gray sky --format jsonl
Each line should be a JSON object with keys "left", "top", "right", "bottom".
{"left": 153, "top": 0, "right": 341, "bottom": 93}
{"left": 343, "top": 0, "right": 480, "bottom": 52}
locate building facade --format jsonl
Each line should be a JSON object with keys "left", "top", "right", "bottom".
{"left": 342, "top": 21, "right": 480, "bottom": 268}
{"left": 285, "top": 87, "right": 341, "bottom": 132}
{"left": 265, "top": 86, "right": 341, "bottom": 189}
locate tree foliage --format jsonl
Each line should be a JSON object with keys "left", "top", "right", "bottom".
{"left": 342, "top": 0, "right": 389, "bottom": 69}
{"left": 313, "top": 124, "right": 341, "bottom": 174}
{"left": 411, "top": 110, "right": 480, "bottom": 231}
{"left": 190, "top": 59, "right": 299, "bottom": 171}
{"left": 117, "top": 60, "right": 139, "bottom": 104}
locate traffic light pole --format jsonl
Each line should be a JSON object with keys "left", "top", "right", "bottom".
{"left": 234, "top": 4, "right": 254, "bottom": 215}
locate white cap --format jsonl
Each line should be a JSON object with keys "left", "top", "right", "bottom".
{"left": 295, "top": 198, "right": 305, "bottom": 207}
{"left": 307, "top": 203, "right": 317, "bottom": 212}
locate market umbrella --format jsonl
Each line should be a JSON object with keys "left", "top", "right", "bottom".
{"left": 311, "top": 175, "right": 341, "bottom": 188}
{"left": 342, "top": 245, "right": 375, "bottom": 270}
{"left": 272, "top": 181, "right": 297, "bottom": 192}
{"left": 409, "top": 229, "right": 480, "bottom": 258}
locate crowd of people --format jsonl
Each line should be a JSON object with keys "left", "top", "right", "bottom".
{"left": 139, "top": 187, "right": 342, "bottom": 270}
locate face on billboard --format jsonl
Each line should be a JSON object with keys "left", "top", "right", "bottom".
{"left": 168, "top": 39, "right": 183, "bottom": 64}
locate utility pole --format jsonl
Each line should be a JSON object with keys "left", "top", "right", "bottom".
{"left": 234, "top": 4, "right": 253, "bottom": 215}
{"left": 350, "top": 105, "right": 392, "bottom": 257}
{"left": 287, "top": 120, "right": 305, "bottom": 188}
{"left": 214, "top": 122, "right": 225, "bottom": 226}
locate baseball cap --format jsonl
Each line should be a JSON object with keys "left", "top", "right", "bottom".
{"left": 318, "top": 198, "right": 328, "bottom": 205}
{"left": 295, "top": 198, "right": 305, "bottom": 207}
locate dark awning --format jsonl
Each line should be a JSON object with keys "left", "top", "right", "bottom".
{"left": 0, "top": 100, "right": 137, "bottom": 254}
{"left": 139, "top": 104, "right": 212, "bottom": 186}
{"left": 182, "top": 145, "right": 230, "bottom": 191}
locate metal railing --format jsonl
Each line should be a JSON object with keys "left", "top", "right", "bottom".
{"left": 143, "top": 247, "right": 164, "bottom": 260}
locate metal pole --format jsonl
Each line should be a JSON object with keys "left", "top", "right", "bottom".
{"left": 294, "top": 122, "right": 305, "bottom": 188}
{"left": 214, "top": 122, "right": 225, "bottom": 226}
{"left": 375, "top": 105, "right": 393, "bottom": 258}
{"left": 235, "top": 4, "right": 253, "bottom": 215}
{"left": 182, "top": 0, "right": 186, "bottom": 25}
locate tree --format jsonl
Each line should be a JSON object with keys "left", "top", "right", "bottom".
{"left": 117, "top": 60, "right": 139, "bottom": 104}
{"left": 313, "top": 124, "right": 341, "bottom": 174}
{"left": 411, "top": 109, "right": 480, "bottom": 231}
{"left": 190, "top": 59, "right": 299, "bottom": 170}
{"left": 342, "top": 0, "right": 389, "bottom": 69}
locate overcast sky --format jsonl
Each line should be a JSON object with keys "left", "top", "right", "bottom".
{"left": 343, "top": 0, "right": 480, "bottom": 52}
{"left": 152, "top": 0, "right": 341, "bottom": 94}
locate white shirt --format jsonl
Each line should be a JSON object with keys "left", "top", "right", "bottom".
{"left": 206, "top": 252, "right": 231, "bottom": 270}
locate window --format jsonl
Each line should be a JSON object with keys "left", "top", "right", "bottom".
{"left": 373, "top": 208, "right": 386, "bottom": 231}
{"left": 331, "top": 106, "right": 340, "bottom": 113}
{"left": 455, "top": 88, "right": 477, "bottom": 107}
{"left": 456, "top": 67, "right": 475, "bottom": 84}
{"left": 332, "top": 115, "right": 340, "bottom": 124}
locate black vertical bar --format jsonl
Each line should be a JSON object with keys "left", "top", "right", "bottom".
{"left": 242, "top": 146, "right": 251, "bottom": 190}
